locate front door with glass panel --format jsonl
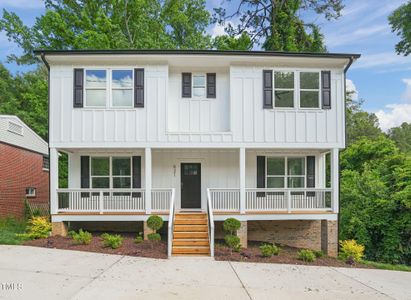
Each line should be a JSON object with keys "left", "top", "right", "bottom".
{"left": 181, "top": 163, "right": 201, "bottom": 209}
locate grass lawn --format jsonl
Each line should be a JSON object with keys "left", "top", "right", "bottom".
{"left": 362, "top": 260, "right": 411, "bottom": 272}
{"left": 0, "top": 217, "right": 28, "bottom": 245}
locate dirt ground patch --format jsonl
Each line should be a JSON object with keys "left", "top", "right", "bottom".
{"left": 24, "top": 233, "right": 167, "bottom": 259}
{"left": 215, "top": 241, "right": 373, "bottom": 269}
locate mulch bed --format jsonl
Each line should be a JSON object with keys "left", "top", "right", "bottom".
{"left": 215, "top": 241, "right": 373, "bottom": 269}
{"left": 24, "top": 233, "right": 167, "bottom": 259}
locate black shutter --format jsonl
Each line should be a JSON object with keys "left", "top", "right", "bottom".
{"left": 206, "top": 73, "right": 216, "bottom": 98}
{"left": 263, "top": 70, "right": 273, "bottom": 108}
{"left": 257, "top": 156, "right": 266, "bottom": 188}
{"left": 80, "top": 156, "right": 90, "bottom": 188}
{"left": 182, "top": 73, "right": 192, "bottom": 98}
{"left": 306, "top": 156, "right": 315, "bottom": 188}
{"left": 73, "top": 68, "right": 84, "bottom": 108}
{"left": 321, "top": 71, "right": 331, "bottom": 109}
{"left": 132, "top": 156, "right": 141, "bottom": 188}
{"left": 134, "top": 68, "right": 144, "bottom": 107}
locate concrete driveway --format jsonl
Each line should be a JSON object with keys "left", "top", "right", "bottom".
{"left": 0, "top": 246, "right": 410, "bottom": 300}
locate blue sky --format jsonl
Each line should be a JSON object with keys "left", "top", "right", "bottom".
{"left": 1, "top": 0, "right": 410, "bottom": 131}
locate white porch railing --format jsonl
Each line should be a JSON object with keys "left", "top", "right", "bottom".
{"left": 208, "top": 188, "right": 332, "bottom": 213}
{"left": 57, "top": 188, "right": 174, "bottom": 213}
{"left": 209, "top": 188, "right": 240, "bottom": 212}
{"left": 167, "top": 189, "right": 176, "bottom": 257}
{"left": 206, "top": 189, "right": 215, "bottom": 257}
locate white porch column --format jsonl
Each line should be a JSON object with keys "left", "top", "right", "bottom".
{"left": 50, "top": 148, "right": 59, "bottom": 215}
{"left": 145, "top": 147, "right": 152, "bottom": 214}
{"left": 239, "top": 147, "right": 246, "bottom": 214}
{"left": 331, "top": 148, "right": 339, "bottom": 213}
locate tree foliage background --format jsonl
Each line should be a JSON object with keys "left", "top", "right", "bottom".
{"left": 0, "top": 0, "right": 410, "bottom": 265}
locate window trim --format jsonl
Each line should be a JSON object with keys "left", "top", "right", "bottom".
{"left": 299, "top": 71, "right": 321, "bottom": 109}
{"left": 266, "top": 156, "right": 307, "bottom": 188}
{"left": 191, "top": 73, "right": 207, "bottom": 99}
{"left": 273, "top": 70, "right": 296, "bottom": 109}
{"left": 89, "top": 156, "right": 133, "bottom": 189}
{"left": 83, "top": 68, "right": 136, "bottom": 108}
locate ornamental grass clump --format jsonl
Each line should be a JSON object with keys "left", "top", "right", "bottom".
{"left": 259, "top": 243, "right": 280, "bottom": 257}
{"left": 339, "top": 240, "right": 365, "bottom": 263}
{"left": 101, "top": 233, "right": 123, "bottom": 249}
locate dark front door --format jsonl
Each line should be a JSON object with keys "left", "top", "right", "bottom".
{"left": 181, "top": 163, "right": 201, "bottom": 209}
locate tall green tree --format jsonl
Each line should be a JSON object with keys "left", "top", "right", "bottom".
{"left": 0, "top": 0, "right": 212, "bottom": 65}
{"left": 389, "top": 1, "right": 411, "bottom": 56}
{"left": 388, "top": 122, "right": 411, "bottom": 154}
{"left": 213, "top": 0, "right": 343, "bottom": 51}
{"left": 213, "top": 32, "right": 253, "bottom": 50}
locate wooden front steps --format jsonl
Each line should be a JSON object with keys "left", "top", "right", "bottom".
{"left": 172, "top": 212, "right": 210, "bottom": 256}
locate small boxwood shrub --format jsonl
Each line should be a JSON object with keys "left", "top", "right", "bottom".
{"left": 71, "top": 229, "right": 92, "bottom": 245}
{"left": 224, "top": 235, "right": 241, "bottom": 252}
{"left": 147, "top": 233, "right": 161, "bottom": 242}
{"left": 147, "top": 215, "right": 163, "bottom": 232}
{"left": 339, "top": 240, "right": 365, "bottom": 262}
{"left": 134, "top": 233, "right": 143, "bottom": 244}
{"left": 259, "top": 243, "right": 280, "bottom": 257}
{"left": 298, "top": 249, "right": 316, "bottom": 262}
{"left": 223, "top": 218, "right": 241, "bottom": 235}
{"left": 20, "top": 216, "right": 51, "bottom": 239}
{"left": 101, "top": 233, "right": 123, "bottom": 249}
{"left": 314, "top": 250, "right": 324, "bottom": 258}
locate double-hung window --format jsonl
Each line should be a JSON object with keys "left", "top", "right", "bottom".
{"left": 112, "top": 70, "right": 133, "bottom": 107}
{"left": 85, "top": 70, "right": 107, "bottom": 107}
{"left": 192, "top": 74, "right": 206, "bottom": 98}
{"left": 266, "top": 157, "right": 306, "bottom": 188}
{"left": 300, "top": 72, "right": 320, "bottom": 108}
{"left": 274, "top": 71, "right": 294, "bottom": 108}
{"left": 90, "top": 157, "right": 131, "bottom": 190}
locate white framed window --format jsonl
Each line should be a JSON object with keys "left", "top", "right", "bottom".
{"left": 90, "top": 156, "right": 132, "bottom": 189}
{"left": 111, "top": 70, "right": 133, "bottom": 107}
{"left": 274, "top": 71, "right": 295, "bottom": 108}
{"left": 42, "top": 155, "right": 49, "bottom": 171}
{"left": 192, "top": 74, "right": 206, "bottom": 98}
{"left": 299, "top": 72, "right": 320, "bottom": 108}
{"left": 25, "top": 187, "right": 36, "bottom": 197}
{"left": 85, "top": 70, "right": 107, "bottom": 107}
{"left": 266, "top": 157, "right": 306, "bottom": 188}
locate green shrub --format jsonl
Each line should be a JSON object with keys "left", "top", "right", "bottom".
{"left": 147, "top": 215, "right": 163, "bottom": 232}
{"left": 71, "top": 229, "right": 92, "bottom": 245}
{"left": 314, "top": 250, "right": 324, "bottom": 258}
{"left": 134, "top": 234, "right": 143, "bottom": 244}
{"left": 19, "top": 216, "right": 51, "bottom": 239}
{"left": 147, "top": 233, "right": 161, "bottom": 242}
{"left": 298, "top": 249, "right": 316, "bottom": 262}
{"left": 223, "top": 218, "right": 241, "bottom": 235}
{"left": 101, "top": 233, "right": 123, "bottom": 249}
{"left": 339, "top": 240, "right": 365, "bottom": 262}
{"left": 224, "top": 234, "right": 241, "bottom": 252}
{"left": 259, "top": 243, "right": 280, "bottom": 257}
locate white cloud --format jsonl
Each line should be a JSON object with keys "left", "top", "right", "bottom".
{"left": 0, "top": 0, "right": 43, "bottom": 9}
{"left": 375, "top": 79, "right": 411, "bottom": 131}
{"left": 375, "top": 104, "right": 411, "bottom": 131}
{"left": 346, "top": 79, "right": 358, "bottom": 100}
{"left": 352, "top": 52, "right": 411, "bottom": 69}
{"left": 210, "top": 23, "right": 227, "bottom": 38}
{"left": 401, "top": 78, "right": 411, "bottom": 101}
{"left": 327, "top": 24, "right": 389, "bottom": 47}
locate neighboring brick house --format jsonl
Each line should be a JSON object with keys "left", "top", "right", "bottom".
{"left": 0, "top": 115, "right": 49, "bottom": 218}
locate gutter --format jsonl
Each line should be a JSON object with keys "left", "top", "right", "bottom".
{"left": 40, "top": 52, "right": 50, "bottom": 71}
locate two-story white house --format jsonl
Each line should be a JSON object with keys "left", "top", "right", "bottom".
{"left": 36, "top": 49, "right": 359, "bottom": 257}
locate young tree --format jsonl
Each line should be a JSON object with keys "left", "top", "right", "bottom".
{"left": 389, "top": 1, "right": 411, "bottom": 56}
{"left": 388, "top": 122, "right": 411, "bottom": 154}
{"left": 213, "top": 0, "right": 343, "bottom": 52}
{"left": 213, "top": 32, "right": 253, "bottom": 50}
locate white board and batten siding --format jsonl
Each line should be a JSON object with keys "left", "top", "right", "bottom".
{"left": 0, "top": 115, "right": 48, "bottom": 155}
{"left": 49, "top": 62, "right": 345, "bottom": 149}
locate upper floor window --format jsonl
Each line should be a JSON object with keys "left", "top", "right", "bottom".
{"left": 112, "top": 70, "right": 133, "bottom": 107}
{"left": 182, "top": 72, "right": 216, "bottom": 98}
{"left": 274, "top": 71, "right": 294, "bottom": 108}
{"left": 42, "top": 155, "right": 49, "bottom": 171}
{"left": 193, "top": 75, "right": 206, "bottom": 97}
{"left": 85, "top": 70, "right": 107, "bottom": 107}
{"left": 300, "top": 72, "right": 320, "bottom": 108}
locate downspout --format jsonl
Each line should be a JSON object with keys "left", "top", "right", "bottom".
{"left": 338, "top": 56, "right": 354, "bottom": 253}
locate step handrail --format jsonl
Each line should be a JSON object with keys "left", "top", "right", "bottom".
{"left": 167, "top": 188, "right": 176, "bottom": 257}
{"left": 206, "top": 188, "right": 215, "bottom": 257}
